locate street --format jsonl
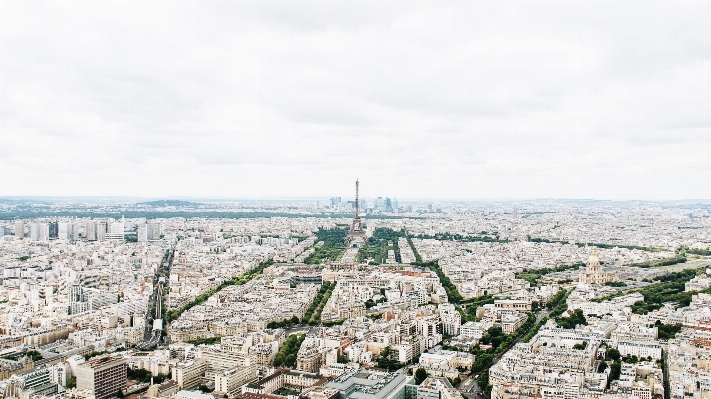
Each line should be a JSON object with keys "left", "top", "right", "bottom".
{"left": 285, "top": 325, "right": 317, "bottom": 335}
{"left": 459, "top": 376, "right": 487, "bottom": 399}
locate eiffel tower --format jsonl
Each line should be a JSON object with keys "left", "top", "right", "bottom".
{"left": 345, "top": 179, "right": 367, "bottom": 248}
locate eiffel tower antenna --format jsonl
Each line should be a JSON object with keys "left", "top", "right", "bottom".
{"left": 355, "top": 178, "right": 360, "bottom": 218}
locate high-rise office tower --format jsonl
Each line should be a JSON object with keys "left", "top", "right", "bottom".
{"left": 30, "top": 222, "right": 41, "bottom": 241}
{"left": 71, "top": 224, "right": 79, "bottom": 241}
{"left": 14, "top": 221, "right": 24, "bottom": 238}
{"left": 97, "top": 221, "right": 107, "bottom": 241}
{"left": 86, "top": 222, "right": 97, "bottom": 241}
{"left": 147, "top": 222, "right": 161, "bottom": 241}
{"left": 375, "top": 197, "right": 384, "bottom": 210}
{"left": 109, "top": 218, "right": 124, "bottom": 240}
{"left": 58, "top": 222, "right": 69, "bottom": 240}
{"left": 48, "top": 222, "right": 59, "bottom": 239}
{"left": 39, "top": 223, "right": 49, "bottom": 241}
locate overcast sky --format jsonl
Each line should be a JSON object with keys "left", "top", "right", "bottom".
{"left": 0, "top": 1, "right": 709, "bottom": 200}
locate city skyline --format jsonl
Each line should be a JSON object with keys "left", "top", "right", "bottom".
{"left": 3, "top": 194, "right": 711, "bottom": 205}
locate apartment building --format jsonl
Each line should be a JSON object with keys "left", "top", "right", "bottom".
{"left": 172, "top": 358, "right": 209, "bottom": 390}
{"left": 75, "top": 356, "right": 127, "bottom": 399}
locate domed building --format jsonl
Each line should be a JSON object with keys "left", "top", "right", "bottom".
{"left": 578, "top": 247, "right": 614, "bottom": 285}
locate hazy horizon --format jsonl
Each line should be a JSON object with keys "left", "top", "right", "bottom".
{"left": 1, "top": 195, "right": 711, "bottom": 204}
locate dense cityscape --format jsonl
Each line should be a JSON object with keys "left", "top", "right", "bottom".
{"left": 0, "top": 182, "right": 708, "bottom": 399}
{"left": 2, "top": 0, "right": 709, "bottom": 397}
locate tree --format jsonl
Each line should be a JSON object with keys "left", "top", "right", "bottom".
{"left": 608, "top": 361, "right": 622, "bottom": 387}
{"left": 471, "top": 352, "right": 493, "bottom": 373}
{"left": 556, "top": 308, "right": 587, "bottom": 329}
{"left": 197, "top": 384, "right": 214, "bottom": 393}
{"left": 572, "top": 342, "right": 587, "bottom": 350}
{"left": 656, "top": 322, "right": 683, "bottom": 339}
{"left": 476, "top": 370, "right": 489, "bottom": 390}
{"left": 415, "top": 368, "right": 428, "bottom": 385}
{"left": 291, "top": 316, "right": 300, "bottom": 324}
{"left": 25, "top": 350, "right": 42, "bottom": 361}
{"left": 597, "top": 362, "right": 608, "bottom": 373}
{"left": 274, "top": 353, "right": 285, "bottom": 367}
{"left": 273, "top": 333, "right": 305, "bottom": 368}
{"left": 606, "top": 348, "right": 621, "bottom": 361}
{"left": 376, "top": 346, "right": 402, "bottom": 371}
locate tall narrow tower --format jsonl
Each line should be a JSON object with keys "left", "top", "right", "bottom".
{"left": 345, "top": 179, "right": 367, "bottom": 248}
{"left": 354, "top": 179, "right": 360, "bottom": 219}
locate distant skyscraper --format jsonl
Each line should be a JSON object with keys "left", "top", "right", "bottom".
{"left": 137, "top": 224, "right": 147, "bottom": 242}
{"left": 58, "top": 222, "right": 69, "bottom": 240}
{"left": 14, "top": 221, "right": 24, "bottom": 238}
{"left": 375, "top": 197, "right": 384, "bottom": 211}
{"left": 147, "top": 222, "right": 161, "bottom": 241}
{"left": 108, "top": 218, "right": 125, "bottom": 240}
{"left": 330, "top": 197, "right": 342, "bottom": 207}
{"left": 512, "top": 205, "right": 518, "bottom": 219}
{"left": 97, "top": 221, "right": 107, "bottom": 241}
{"left": 30, "top": 222, "right": 41, "bottom": 241}
{"left": 86, "top": 222, "right": 97, "bottom": 241}
{"left": 48, "top": 222, "right": 58, "bottom": 239}
{"left": 392, "top": 198, "right": 399, "bottom": 213}
{"left": 39, "top": 223, "right": 49, "bottom": 241}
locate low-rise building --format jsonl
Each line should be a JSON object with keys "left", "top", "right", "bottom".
{"left": 325, "top": 368, "right": 415, "bottom": 399}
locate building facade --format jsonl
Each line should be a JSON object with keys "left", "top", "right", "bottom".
{"left": 75, "top": 356, "right": 127, "bottom": 399}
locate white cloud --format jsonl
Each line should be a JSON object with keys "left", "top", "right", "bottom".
{"left": 0, "top": 0, "right": 709, "bottom": 199}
